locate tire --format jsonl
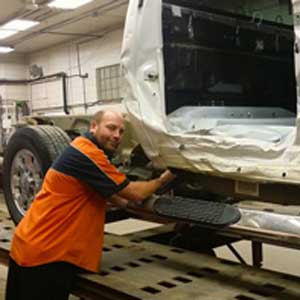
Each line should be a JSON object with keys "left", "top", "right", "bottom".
{"left": 3, "top": 125, "right": 71, "bottom": 224}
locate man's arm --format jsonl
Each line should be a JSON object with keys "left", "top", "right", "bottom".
{"left": 108, "top": 195, "right": 128, "bottom": 208}
{"left": 117, "top": 170, "right": 175, "bottom": 202}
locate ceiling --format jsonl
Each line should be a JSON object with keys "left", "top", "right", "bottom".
{"left": 0, "top": 0, "right": 128, "bottom": 53}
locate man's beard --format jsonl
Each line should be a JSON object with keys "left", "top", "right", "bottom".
{"left": 101, "top": 142, "right": 118, "bottom": 159}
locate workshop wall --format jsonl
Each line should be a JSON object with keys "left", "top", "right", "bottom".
{"left": 29, "top": 28, "right": 125, "bottom": 115}
{"left": 0, "top": 55, "right": 28, "bottom": 102}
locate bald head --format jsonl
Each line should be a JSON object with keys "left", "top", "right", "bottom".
{"left": 91, "top": 110, "right": 124, "bottom": 125}
{"left": 90, "top": 110, "right": 125, "bottom": 153}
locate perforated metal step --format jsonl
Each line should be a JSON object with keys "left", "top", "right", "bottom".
{"left": 153, "top": 196, "right": 241, "bottom": 226}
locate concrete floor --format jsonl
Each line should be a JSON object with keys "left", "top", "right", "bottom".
{"left": 216, "top": 241, "right": 300, "bottom": 277}
{"left": 0, "top": 193, "right": 299, "bottom": 299}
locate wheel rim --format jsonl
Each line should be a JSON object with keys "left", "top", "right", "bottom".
{"left": 10, "top": 149, "right": 43, "bottom": 215}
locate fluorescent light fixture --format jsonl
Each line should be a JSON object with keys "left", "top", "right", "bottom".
{"left": 0, "top": 46, "right": 14, "bottom": 53}
{"left": 0, "top": 19, "right": 39, "bottom": 40}
{"left": 2, "top": 19, "right": 39, "bottom": 31}
{"left": 0, "top": 30, "right": 16, "bottom": 40}
{"left": 48, "top": 0, "right": 93, "bottom": 9}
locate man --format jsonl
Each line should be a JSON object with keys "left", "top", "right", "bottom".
{"left": 6, "top": 110, "right": 175, "bottom": 300}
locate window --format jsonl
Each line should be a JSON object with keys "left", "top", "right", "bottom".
{"left": 96, "top": 64, "right": 123, "bottom": 101}
{"left": 163, "top": 0, "right": 296, "bottom": 114}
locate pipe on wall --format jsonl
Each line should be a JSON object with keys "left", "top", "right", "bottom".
{"left": 0, "top": 72, "right": 69, "bottom": 115}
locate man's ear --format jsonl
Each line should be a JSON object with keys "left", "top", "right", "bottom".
{"left": 89, "top": 121, "right": 98, "bottom": 133}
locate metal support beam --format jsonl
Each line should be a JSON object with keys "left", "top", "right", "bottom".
{"left": 252, "top": 241, "right": 263, "bottom": 267}
{"left": 227, "top": 243, "right": 247, "bottom": 265}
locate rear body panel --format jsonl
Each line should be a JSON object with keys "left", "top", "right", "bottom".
{"left": 121, "top": 0, "right": 300, "bottom": 185}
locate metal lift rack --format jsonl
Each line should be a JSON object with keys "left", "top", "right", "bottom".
{"left": 0, "top": 209, "right": 299, "bottom": 300}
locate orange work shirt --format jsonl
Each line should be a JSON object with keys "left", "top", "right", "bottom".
{"left": 10, "top": 132, "right": 129, "bottom": 272}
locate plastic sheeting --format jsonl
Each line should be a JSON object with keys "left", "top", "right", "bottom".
{"left": 238, "top": 208, "right": 300, "bottom": 235}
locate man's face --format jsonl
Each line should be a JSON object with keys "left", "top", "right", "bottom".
{"left": 90, "top": 112, "right": 125, "bottom": 153}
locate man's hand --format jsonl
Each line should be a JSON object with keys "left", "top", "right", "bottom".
{"left": 158, "top": 170, "right": 176, "bottom": 186}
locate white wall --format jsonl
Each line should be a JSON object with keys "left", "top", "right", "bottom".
{"left": 29, "top": 28, "right": 125, "bottom": 115}
{"left": 0, "top": 54, "right": 28, "bottom": 102}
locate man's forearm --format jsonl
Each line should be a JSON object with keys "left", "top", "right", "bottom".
{"left": 123, "top": 178, "right": 162, "bottom": 202}
{"left": 108, "top": 195, "right": 129, "bottom": 208}
{"left": 118, "top": 170, "right": 176, "bottom": 202}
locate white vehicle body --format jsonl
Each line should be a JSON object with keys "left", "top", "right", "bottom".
{"left": 121, "top": 0, "right": 300, "bottom": 186}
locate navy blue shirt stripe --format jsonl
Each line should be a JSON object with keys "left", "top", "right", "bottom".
{"left": 52, "top": 140, "right": 129, "bottom": 199}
